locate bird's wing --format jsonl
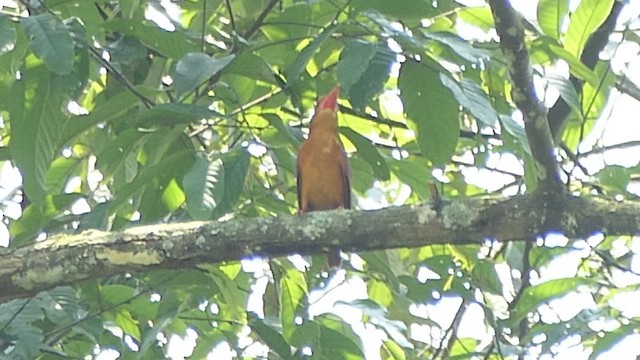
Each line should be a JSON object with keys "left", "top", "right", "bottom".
{"left": 339, "top": 147, "right": 351, "bottom": 209}
{"left": 296, "top": 147, "right": 304, "bottom": 211}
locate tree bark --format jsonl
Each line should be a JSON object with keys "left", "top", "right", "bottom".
{"left": 488, "top": 0, "right": 563, "bottom": 194}
{"left": 2, "top": 195, "right": 639, "bottom": 303}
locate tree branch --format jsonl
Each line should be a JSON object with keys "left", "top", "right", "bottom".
{"left": 2, "top": 195, "right": 640, "bottom": 303}
{"left": 488, "top": 0, "right": 562, "bottom": 194}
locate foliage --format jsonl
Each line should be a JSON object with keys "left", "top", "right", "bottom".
{"left": 0, "top": 0, "right": 639, "bottom": 359}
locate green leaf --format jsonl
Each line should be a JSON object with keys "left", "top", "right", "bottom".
{"left": 512, "top": 278, "right": 590, "bottom": 324}
{"left": 280, "top": 266, "right": 307, "bottom": 342}
{"left": 537, "top": 0, "right": 569, "bottom": 40}
{"left": 95, "top": 129, "right": 144, "bottom": 180}
{"left": 316, "top": 315, "right": 364, "bottom": 359}
{"left": 104, "top": 19, "right": 196, "bottom": 59}
{"left": 546, "top": 74, "right": 581, "bottom": 115}
{"left": 211, "top": 148, "right": 251, "bottom": 218}
{"left": 388, "top": 158, "right": 432, "bottom": 200}
{"left": 100, "top": 284, "right": 136, "bottom": 306}
{"left": 108, "top": 150, "right": 194, "bottom": 215}
{"left": 206, "top": 266, "right": 246, "bottom": 322}
{"left": 564, "top": 0, "right": 614, "bottom": 57}
{"left": 261, "top": 113, "right": 298, "bottom": 147}
{"left": 115, "top": 309, "right": 141, "bottom": 341}
{"left": 0, "top": 15, "right": 17, "bottom": 56}
{"left": 595, "top": 165, "right": 631, "bottom": 193}
{"left": 547, "top": 43, "right": 598, "bottom": 86}
{"left": 223, "top": 52, "right": 278, "bottom": 84}
{"left": 360, "top": 252, "right": 401, "bottom": 293}
{"left": 590, "top": 324, "right": 637, "bottom": 359}
{"left": 456, "top": 6, "right": 495, "bottom": 31}
{"left": 2, "top": 300, "right": 45, "bottom": 359}
{"left": 60, "top": 91, "right": 140, "bottom": 145}
{"left": 341, "top": 299, "right": 411, "bottom": 348}
{"left": 352, "top": 0, "right": 442, "bottom": 21}
{"left": 284, "top": 24, "right": 337, "bottom": 83}
{"left": 183, "top": 153, "right": 225, "bottom": 220}
{"left": 137, "top": 295, "right": 182, "bottom": 357}
{"left": 500, "top": 115, "right": 531, "bottom": 154}
{"left": 46, "top": 156, "right": 81, "bottom": 194}
{"left": 0, "top": 147, "right": 11, "bottom": 161}
{"left": 174, "top": 53, "right": 235, "bottom": 97}
{"left": 119, "top": 0, "right": 142, "bottom": 18}
{"left": 421, "top": 31, "right": 491, "bottom": 63}
{"left": 250, "top": 314, "right": 294, "bottom": 360}
{"left": 340, "top": 127, "right": 390, "bottom": 181}
{"left": 10, "top": 70, "right": 63, "bottom": 207}
{"left": 136, "top": 103, "right": 221, "bottom": 127}
{"left": 398, "top": 61, "right": 459, "bottom": 166}
{"left": 440, "top": 76, "right": 498, "bottom": 127}
{"left": 562, "top": 62, "right": 614, "bottom": 149}
{"left": 22, "top": 13, "right": 75, "bottom": 75}
{"left": 292, "top": 316, "right": 364, "bottom": 359}
{"left": 367, "top": 278, "right": 393, "bottom": 309}
{"left": 337, "top": 40, "right": 377, "bottom": 94}
{"left": 342, "top": 42, "right": 395, "bottom": 111}
{"left": 9, "top": 202, "right": 45, "bottom": 244}
{"left": 382, "top": 339, "right": 406, "bottom": 360}
{"left": 471, "top": 260, "right": 502, "bottom": 296}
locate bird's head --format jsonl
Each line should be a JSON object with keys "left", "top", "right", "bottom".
{"left": 310, "top": 86, "right": 340, "bottom": 132}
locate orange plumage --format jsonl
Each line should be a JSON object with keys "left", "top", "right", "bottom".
{"left": 297, "top": 86, "right": 351, "bottom": 268}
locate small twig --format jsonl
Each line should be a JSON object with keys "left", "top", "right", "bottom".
{"left": 432, "top": 299, "right": 468, "bottom": 360}
{"left": 243, "top": 0, "right": 279, "bottom": 40}
{"left": 224, "top": 0, "right": 237, "bottom": 40}
{"left": 579, "top": 140, "right": 640, "bottom": 158}
{"left": 559, "top": 143, "right": 591, "bottom": 177}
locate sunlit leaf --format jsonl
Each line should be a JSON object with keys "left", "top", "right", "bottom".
{"left": 352, "top": 0, "right": 444, "bottom": 21}
{"left": 280, "top": 266, "right": 307, "bottom": 342}
{"left": 440, "top": 76, "right": 498, "bottom": 127}
{"left": 184, "top": 153, "right": 225, "bottom": 220}
{"left": 337, "top": 40, "right": 395, "bottom": 110}
{"left": 22, "top": 14, "right": 75, "bottom": 74}
{"left": 546, "top": 74, "right": 581, "bottom": 115}
{"left": 398, "top": 60, "right": 459, "bottom": 166}
{"left": 0, "top": 15, "right": 17, "bottom": 56}
{"left": 421, "top": 31, "right": 491, "bottom": 62}
{"left": 210, "top": 148, "right": 251, "bottom": 218}
{"left": 136, "top": 103, "right": 221, "bottom": 126}
{"left": 174, "top": 53, "right": 235, "bottom": 97}
{"left": 594, "top": 165, "right": 631, "bottom": 194}
{"left": 564, "top": 0, "right": 614, "bottom": 57}
{"left": 341, "top": 127, "right": 390, "bottom": 181}
{"left": 10, "top": 69, "right": 64, "bottom": 208}
{"left": 456, "top": 6, "right": 495, "bottom": 31}
{"left": 537, "top": 0, "right": 569, "bottom": 40}
{"left": 60, "top": 91, "right": 140, "bottom": 145}
{"left": 511, "top": 278, "right": 591, "bottom": 324}
{"left": 250, "top": 314, "right": 294, "bottom": 360}
{"left": 546, "top": 43, "right": 599, "bottom": 86}
{"left": 284, "top": 24, "right": 337, "bottom": 84}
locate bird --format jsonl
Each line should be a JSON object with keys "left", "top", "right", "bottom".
{"left": 296, "top": 86, "right": 351, "bottom": 268}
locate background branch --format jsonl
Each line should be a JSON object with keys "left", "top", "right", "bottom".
{"left": 488, "top": 0, "right": 562, "bottom": 194}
